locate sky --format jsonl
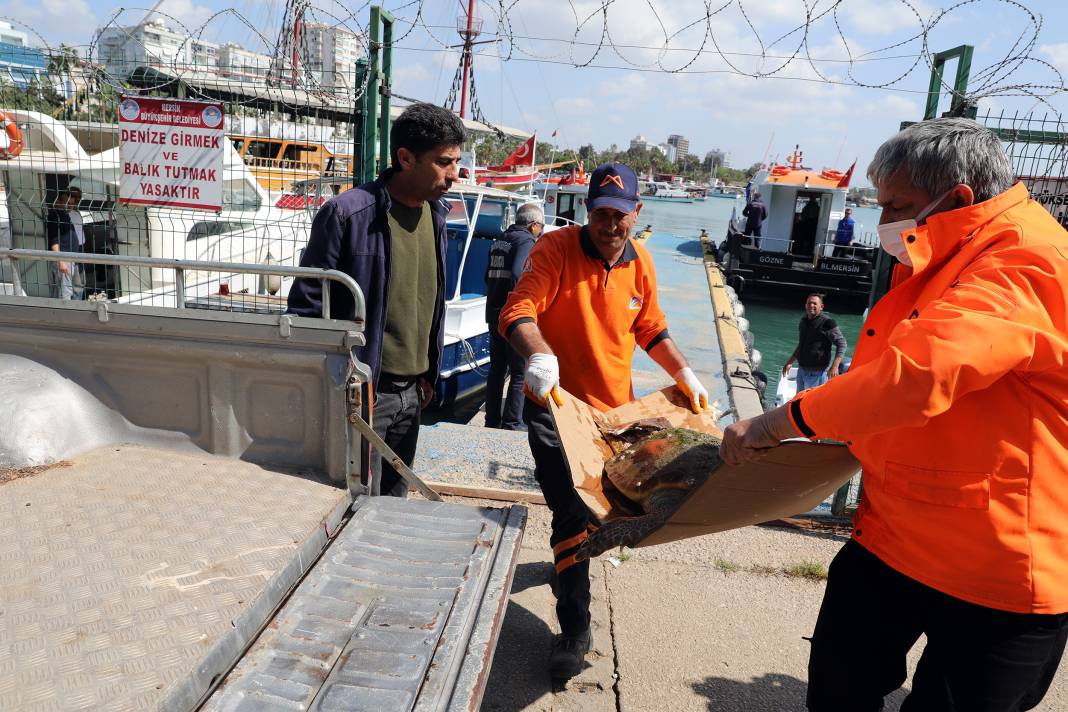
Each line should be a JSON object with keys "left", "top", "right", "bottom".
{"left": 6, "top": 0, "right": 1068, "bottom": 184}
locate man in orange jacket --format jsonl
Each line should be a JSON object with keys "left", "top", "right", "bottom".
{"left": 499, "top": 162, "right": 709, "bottom": 680}
{"left": 722, "top": 118, "right": 1068, "bottom": 711}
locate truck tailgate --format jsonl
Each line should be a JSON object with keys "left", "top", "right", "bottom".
{"left": 203, "top": 497, "right": 527, "bottom": 712}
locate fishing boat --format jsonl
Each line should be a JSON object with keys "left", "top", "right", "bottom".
{"left": 719, "top": 146, "right": 875, "bottom": 305}
{"left": 230, "top": 135, "right": 351, "bottom": 197}
{"left": 640, "top": 181, "right": 694, "bottom": 204}
{"left": 707, "top": 183, "right": 743, "bottom": 200}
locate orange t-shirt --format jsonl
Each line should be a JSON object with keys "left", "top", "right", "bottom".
{"left": 498, "top": 225, "right": 669, "bottom": 411}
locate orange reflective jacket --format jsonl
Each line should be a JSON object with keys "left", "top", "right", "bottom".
{"left": 789, "top": 183, "right": 1068, "bottom": 614}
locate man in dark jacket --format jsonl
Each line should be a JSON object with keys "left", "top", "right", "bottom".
{"left": 46, "top": 187, "right": 85, "bottom": 300}
{"left": 287, "top": 103, "right": 465, "bottom": 497}
{"left": 484, "top": 202, "right": 544, "bottom": 430}
{"left": 742, "top": 191, "right": 768, "bottom": 247}
{"left": 781, "top": 293, "right": 847, "bottom": 392}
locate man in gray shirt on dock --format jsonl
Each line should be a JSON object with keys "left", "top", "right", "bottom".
{"left": 781, "top": 293, "right": 847, "bottom": 391}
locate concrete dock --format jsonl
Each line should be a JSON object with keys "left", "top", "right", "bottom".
{"left": 413, "top": 236, "right": 1067, "bottom": 710}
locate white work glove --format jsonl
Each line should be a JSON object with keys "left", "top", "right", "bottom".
{"left": 674, "top": 367, "right": 709, "bottom": 414}
{"left": 525, "top": 353, "right": 564, "bottom": 407}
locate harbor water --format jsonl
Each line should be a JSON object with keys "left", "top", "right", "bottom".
{"left": 635, "top": 199, "right": 880, "bottom": 407}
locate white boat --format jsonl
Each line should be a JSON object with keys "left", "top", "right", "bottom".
{"left": 640, "top": 181, "right": 694, "bottom": 203}
{"left": 1, "top": 110, "right": 309, "bottom": 305}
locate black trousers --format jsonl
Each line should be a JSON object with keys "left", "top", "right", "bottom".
{"left": 524, "top": 399, "right": 594, "bottom": 637}
{"left": 808, "top": 539, "right": 1068, "bottom": 712}
{"left": 485, "top": 328, "right": 526, "bottom": 430}
{"left": 370, "top": 375, "right": 421, "bottom": 498}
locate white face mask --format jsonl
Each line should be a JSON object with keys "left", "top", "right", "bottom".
{"left": 877, "top": 190, "right": 952, "bottom": 266}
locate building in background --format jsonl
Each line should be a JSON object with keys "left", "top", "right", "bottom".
{"left": 0, "top": 21, "right": 47, "bottom": 89}
{"left": 0, "top": 21, "right": 29, "bottom": 48}
{"left": 218, "top": 43, "right": 273, "bottom": 82}
{"left": 95, "top": 18, "right": 190, "bottom": 77}
{"left": 667, "top": 134, "right": 690, "bottom": 161}
{"left": 190, "top": 39, "right": 220, "bottom": 74}
{"left": 303, "top": 22, "right": 364, "bottom": 89}
{"left": 629, "top": 134, "right": 648, "bottom": 151}
{"left": 659, "top": 142, "right": 677, "bottom": 163}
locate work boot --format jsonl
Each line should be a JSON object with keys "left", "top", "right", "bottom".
{"left": 549, "top": 628, "right": 592, "bottom": 680}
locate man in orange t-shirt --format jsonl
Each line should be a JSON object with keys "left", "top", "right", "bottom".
{"left": 723, "top": 118, "right": 1068, "bottom": 711}
{"left": 499, "top": 162, "right": 709, "bottom": 680}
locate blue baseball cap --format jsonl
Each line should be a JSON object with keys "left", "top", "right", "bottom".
{"left": 587, "top": 163, "right": 640, "bottom": 214}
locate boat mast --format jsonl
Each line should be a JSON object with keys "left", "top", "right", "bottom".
{"left": 458, "top": 0, "right": 480, "bottom": 119}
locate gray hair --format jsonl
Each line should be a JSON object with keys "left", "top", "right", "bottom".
{"left": 867, "top": 117, "right": 1014, "bottom": 202}
{"left": 515, "top": 202, "right": 545, "bottom": 227}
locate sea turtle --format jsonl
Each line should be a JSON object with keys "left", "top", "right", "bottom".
{"left": 576, "top": 426, "right": 722, "bottom": 561}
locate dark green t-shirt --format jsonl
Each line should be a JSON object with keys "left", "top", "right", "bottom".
{"left": 381, "top": 201, "right": 438, "bottom": 376}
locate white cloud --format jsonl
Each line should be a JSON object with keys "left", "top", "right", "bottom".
{"left": 555, "top": 96, "right": 595, "bottom": 113}
{"left": 0, "top": 0, "right": 94, "bottom": 44}
{"left": 150, "top": 0, "right": 218, "bottom": 32}
{"left": 1041, "top": 43, "right": 1068, "bottom": 73}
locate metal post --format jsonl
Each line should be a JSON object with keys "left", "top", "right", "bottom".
{"left": 459, "top": 0, "right": 475, "bottom": 118}
{"left": 378, "top": 9, "right": 394, "bottom": 175}
{"left": 351, "top": 58, "right": 367, "bottom": 187}
{"left": 174, "top": 267, "right": 185, "bottom": 309}
{"left": 362, "top": 7, "right": 381, "bottom": 185}
{"left": 321, "top": 277, "right": 331, "bottom": 319}
{"left": 924, "top": 45, "right": 974, "bottom": 120}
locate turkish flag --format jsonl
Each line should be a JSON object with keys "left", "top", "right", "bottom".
{"left": 500, "top": 135, "right": 536, "bottom": 168}
{"left": 837, "top": 160, "right": 856, "bottom": 188}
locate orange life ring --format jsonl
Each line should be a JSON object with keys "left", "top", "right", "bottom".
{"left": 0, "top": 111, "right": 22, "bottom": 159}
{"left": 821, "top": 169, "right": 844, "bottom": 181}
{"left": 770, "top": 165, "right": 789, "bottom": 176}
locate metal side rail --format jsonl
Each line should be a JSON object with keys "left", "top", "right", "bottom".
{"left": 203, "top": 497, "right": 527, "bottom": 712}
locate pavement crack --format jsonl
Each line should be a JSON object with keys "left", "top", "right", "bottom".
{"left": 602, "top": 561, "right": 624, "bottom": 712}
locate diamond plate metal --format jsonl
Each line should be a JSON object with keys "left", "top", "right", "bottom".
{"left": 203, "top": 498, "right": 526, "bottom": 712}
{"left": 0, "top": 445, "right": 349, "bottom": 712}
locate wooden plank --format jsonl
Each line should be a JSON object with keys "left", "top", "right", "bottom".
{"left": 420, "top": 482, "right": 547, "bottom": 505}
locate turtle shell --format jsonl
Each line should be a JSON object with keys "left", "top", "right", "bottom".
{"left": 603, "top": 427, "right": 722, "bottom": 505}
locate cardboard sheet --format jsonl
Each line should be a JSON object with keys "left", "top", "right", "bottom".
{"left": 548, "top": 386, "right": 860, "bottom": 547}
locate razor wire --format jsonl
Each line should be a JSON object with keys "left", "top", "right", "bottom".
{"left": 2, "top": 0, "right": 1066, "bottom": 121}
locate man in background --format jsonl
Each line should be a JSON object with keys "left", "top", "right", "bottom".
{"left": 781, "top": 293, "right": 847, "bottom": 392}
{"left": 46, "top": 186, "right": 84, "bottom": 300}
{"left": 834, "top": 207, "right": 856, "bottom": 256}
{"left": 742, "top": 190, "right": 768, "bottom": 246}
{"left": 484, "top": 202, "right": 544, "bottom": 430}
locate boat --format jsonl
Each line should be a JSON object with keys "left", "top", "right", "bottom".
{"left": 718, "top": 146, "right": 875, "bottom": 306}
{"left": 633, "top": 224, "right": 653, "bottom": 243}
{"left": 435, "top": 181, "right": 540, "bottom": 406}
{"left": 2, "top": 110, "right": 311, "bottom": 305}
{"left": 229, "top": 135, "right": 351, "bottom": 197}
{"left": 535, "top": 180, "right": 588, "bottom": 227}
{"left": 707, "top": 183, "right": 743, "bottom": 200}
{"left": 640, "top": 181, "right": 694, "bottom": 204}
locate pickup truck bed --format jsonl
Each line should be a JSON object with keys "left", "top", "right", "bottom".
{"left": 0, "top": 446, "right": 525, "bottom": 712}
{"left": 0, "top": 444, "right": 349, "bottom": 711}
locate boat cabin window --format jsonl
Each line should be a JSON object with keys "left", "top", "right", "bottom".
{"left": 555, "top": 193, "right": 577, "bottom": 225}
{"left": 187, "top": 221, "right": 256, "bottom": 241}
{"left": 230, "top": 138, "right": 248, "bottom": 154}
{"left": 281, "top": 144, "right": 318, "bottom": 162}
{"left": 245, "top": 140, "right": 281, "bottom": 160}
{"left": 221, "top": 180, "right": 262, "bottom": 211}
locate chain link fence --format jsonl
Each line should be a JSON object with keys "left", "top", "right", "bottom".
{"left": 0, "top": 35, "right": 368, "bottom": 311}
